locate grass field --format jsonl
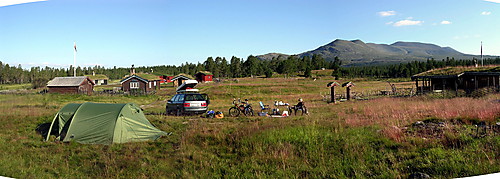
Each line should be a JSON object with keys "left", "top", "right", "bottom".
{"left": 0, "top": 76, "right": 499, "bottom": 178}
{"left": 0, "top": 83, "right": 31, "bottom": 90}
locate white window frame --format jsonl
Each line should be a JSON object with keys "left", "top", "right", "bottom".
{"left": 149, "top": 82, "right": 152, "bottom": 88}
{"left": 130, "top": 82, "right": 139, "bottom": 89}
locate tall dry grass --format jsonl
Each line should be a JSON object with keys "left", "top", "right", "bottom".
{"left": 337, "top": 96, "right": 500, "bottom": 128}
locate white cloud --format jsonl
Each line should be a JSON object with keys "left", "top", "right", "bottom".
{"left": 0, "top": 0, "right": 47, "bottom": 7}
{"left": 386, "top": 21, "right": 394, "bottom": 25}
{"left": 393, "top": 19, "right": 424, "bottom": 27}
{"left": 453, "top": 34, "right": 481, "bottom": 40}
{"left": 481, "top": 11, "right": 492, "bottom": 15}
{"left": 484, "top": 0, "right": 500, "bottom": 3}
{"left": 440, "top": 20, "right": 452, "bottom": 25}
{"left": 378, "top": 11, "right": 396, "bottom": 17}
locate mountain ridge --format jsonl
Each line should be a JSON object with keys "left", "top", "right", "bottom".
{"left": 257, "top": 39, "right": 485, "bottom": 66}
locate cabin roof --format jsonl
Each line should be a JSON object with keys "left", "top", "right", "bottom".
{"left": 412, "top": 66, "right": 500, "bottom": 79}
{"left": 120, "top": 73, "right": 160, "bottom": 84}
{"left": 171, "top": 73, "right": 194, "bottom": 81}
{"left": 120, "top": 73, "right": 159, "bottom": 83}
{"left": 47, "top": 76, "right": 95, "bottom": 87}
{"left": 135, "top": 73, "right": 160, "bottom": 81}
{"left": 196, "top": 71, "right": 213, "bottom": 75}
{"left": 87, "top": 74, "right": 109, "bottom": 80}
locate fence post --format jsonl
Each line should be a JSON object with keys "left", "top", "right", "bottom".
{"left": 327, "top": 81, "right": 340, "bottom": 103}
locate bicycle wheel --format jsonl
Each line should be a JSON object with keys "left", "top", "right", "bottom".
{"left": 244, "top": 107, "right": 254, "bottom": 116}
{"left": 229, "top": 107, "right": 240, "bottom": 117}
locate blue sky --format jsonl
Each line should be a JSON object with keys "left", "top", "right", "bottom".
{"left": 0, "top": 0, "right": 499, "bottom": 69}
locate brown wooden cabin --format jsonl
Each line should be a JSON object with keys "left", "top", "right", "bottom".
{"left": 171, "top": 74, "right": 194, "bottom": 87}
{"left": 47, "top": 76, "right": 95, "bottom": 95}
{"left": 412, "top": 66, "right": 500, "bottom": 94}
{"left": 120, "top": 74, "right": 161, "bottom": 93}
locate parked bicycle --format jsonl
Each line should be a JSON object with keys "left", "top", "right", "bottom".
{"left": 228, "top": 98, "right": 254, "bottom": 117}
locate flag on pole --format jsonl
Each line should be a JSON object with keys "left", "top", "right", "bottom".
{"left": 74, "top": 42, "right": 77, "bottom": 77}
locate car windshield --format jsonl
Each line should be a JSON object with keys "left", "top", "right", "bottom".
{"left": 185, "top": 94, "right": 206, "bottom": 101}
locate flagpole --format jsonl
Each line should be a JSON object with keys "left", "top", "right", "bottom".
{"left": 74, "top": 42, "right": 76, "bottom": 77}
{"left": 480, "top": 41, "right": 483, "bottom": 66}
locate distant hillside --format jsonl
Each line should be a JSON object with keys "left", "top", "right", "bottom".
{"left": 256, "top": 53, "right": 290, "bottom": 61}
{"left": 258, "top": 39, "right": 485, "bottom": 66}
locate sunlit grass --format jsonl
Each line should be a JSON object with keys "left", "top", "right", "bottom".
{"left": 0, "top": 76, "right": 499, "bottom": 178}
{"left": 0, "top": 83, "right": 31, "bottom": 90}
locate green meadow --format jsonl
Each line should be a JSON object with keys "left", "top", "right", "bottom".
{"left": 0, "top": 76, "right": 499, "bottom": 178}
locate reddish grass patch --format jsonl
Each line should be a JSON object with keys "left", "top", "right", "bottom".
{"left": 338, "top": 97, "right": 500, "bottom": 127}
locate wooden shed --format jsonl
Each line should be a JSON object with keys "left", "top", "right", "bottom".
{"left": 195, "top": 71, "right": 213, "bottom": 83}
{"left": 47, "top": 76, "right": 95, "bottom": 95}
{"left": 412, "top": 66, "right": 500, "bottom": 94}
{"left": 120, "top": 74, "right": 161, "bottom": 93}
{"left": 171, "top": 73, "right": 194, "bottom": 87}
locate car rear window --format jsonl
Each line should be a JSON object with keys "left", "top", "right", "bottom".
{"left": 184, "top": 94, "right": 206, "bottom": 101}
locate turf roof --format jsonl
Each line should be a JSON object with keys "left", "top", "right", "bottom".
{"left": 196, "top": 71, "right": 213, "bottom": 75}
{"left": 173, "top": 73, "right": 194, "bottom": 79}
{"left": 87, "top": 74, "right": 109, "bottom": 80}
{"left": 413, "top": 66, "right": 500, "bottom": 77}
{"left": 135, "top": 73, "right": 160, "bottom": 81}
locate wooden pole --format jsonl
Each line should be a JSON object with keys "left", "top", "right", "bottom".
{"left": 331, "top": 86, "right": 336, "bottom": 103}
{"left": 415, "top": 79, "right": 419, "bottom": 94}
{"left": 442, "top": 79, "right": 445, "bottom": 91}
{"left": 475, "top": 76, "right": 478, "bottom": 90}
{"left": 420, "top": 79, "right": 424, "bottom": 94}
{"left": 346, "top": 86, "right": 351, "bottom": 100}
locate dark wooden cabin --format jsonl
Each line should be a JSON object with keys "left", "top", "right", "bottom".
{"left": 412, "top": 66, "right": 500, "bottom": 94}
{"left": 120, "top": 74, "right": 161, "bottom": 93}
{"left": 47, "top": 76, "right": 95, "bottom": 95}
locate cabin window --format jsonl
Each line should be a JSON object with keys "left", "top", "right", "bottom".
{"left": 130, "top": 82, "right": 139, "bottom": 89}
{"left": 154, "top": 81, "right": 157, "bottom": 86}
{"left": 149, "top": 82, "right": 152, "bottom": 88}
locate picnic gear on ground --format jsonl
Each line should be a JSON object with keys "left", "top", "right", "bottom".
{"left": 282, "top": 111, "right": 289, "bottom": 116}
{"left": 258, "top": 112, "right": 268, "bottom": 116}
{"left": 259, "top": 101, "right": 271, "bottom": 112}
{"left": 45, "top": 102, "right": 169, "bottom": 144}
{"left": 274, "top": 101, "right": 289, "bottom": 106}
{"left": 206, "top": 110, "right": 215, "bottom": 118}
{"left": 215, "top": 111, "right": 224, "bottom": 119}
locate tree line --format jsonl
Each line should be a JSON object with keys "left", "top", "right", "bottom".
{"left": 1, "top": 56, "right": 499, "bottom": 86}
{"left": 340, "top": 57, "right": 500, "bottom": 78}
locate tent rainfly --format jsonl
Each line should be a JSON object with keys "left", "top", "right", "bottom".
{"left": 45, "top": 102, "right": 168, "bottom": 144}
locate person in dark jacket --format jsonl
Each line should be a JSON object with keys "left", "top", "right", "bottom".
{"left": 291, "top": 98, "right": 308, "bottom": 115}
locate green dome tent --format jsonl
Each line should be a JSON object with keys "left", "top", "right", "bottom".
{"left": 45, "top": 102, "right": 168, "bottom": 144}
